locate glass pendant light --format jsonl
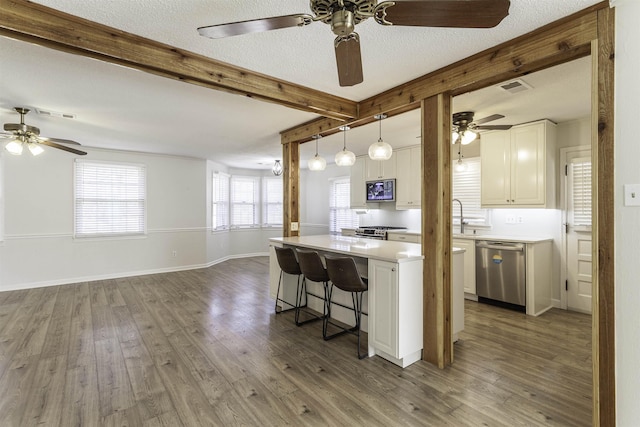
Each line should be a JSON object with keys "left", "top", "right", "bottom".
{"left": 368, "top": 114, "right": 393, "bottom": 160}
{"left": 4, "top": 139, "right": 24, "bottom": 155}
{"left": 335, "top": 125, "right": 355, "bottom": 166}
{"left": 272, "top": 160, "right": 283, "bottom": 176}
{"left": 308, "top": 135, "right": 326, "bottom": 171}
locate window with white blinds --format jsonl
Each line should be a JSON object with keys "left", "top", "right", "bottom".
{"left": 74, "top": 160, "right": 146, "bottom": 237}
{"left": 452, "top": 157, "right": 490, "bottom": 226}
{"left": 262, "top": 177, "right": 283, "bottom": 227}
{"left": 230, "top": 176, "right": 260, "bottom": 228}
{"left": 570, "top": 157, "right": 592, "bottom": 226}
{"left": 329, "top": 177, "right": 359, "bottom": 234}
{"left": 212, "top": 172, "right": 230, "bottom": 230}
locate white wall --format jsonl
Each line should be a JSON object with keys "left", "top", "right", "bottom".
{"left": 0, "top": 147, "right": 208, "bottom": 290}
{"left": 0, "top": 149, "right": 280, "bottom": 291}
{"left": 300, "top": 163, "right": 349, "bottom": 236}
{"left": 614, "top": 0, "right": 640, "bottom": 423}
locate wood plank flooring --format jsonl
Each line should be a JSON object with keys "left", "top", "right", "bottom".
{"left": 0, "top": 257, "right": 592, "bottom": 426}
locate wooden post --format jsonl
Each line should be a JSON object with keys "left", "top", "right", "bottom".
{"left": 282, "top": 140, "right": 300, "bottom": 238}
{"left": 593, "top": 5, "right": 615, "bottom": 426}
{"left": 421, "top": 94, "right": 453, "bottom": 368}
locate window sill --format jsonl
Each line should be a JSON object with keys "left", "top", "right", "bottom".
{"left": 73, "top": 233, "right": 147, "bottom": 242}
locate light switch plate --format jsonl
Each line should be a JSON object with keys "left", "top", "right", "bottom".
{"left": 624, "top": 184, "right": 640, "bottom": 206}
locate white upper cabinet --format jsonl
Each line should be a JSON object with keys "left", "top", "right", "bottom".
{"left": 481, "top": 120, "right": 556, "bottom": 208}
{"left": 349, "top": 156, "right": 368, "bottom": 209}
{"left": 365, "top": 153, "right": 397, "bottom": 180}
{"left": 395, "top": 146, "right": 421, "bottom": 209}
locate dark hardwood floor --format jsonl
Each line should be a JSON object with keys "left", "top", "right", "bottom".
{"left": 0, "top": 257, "right": 592, "bottom": 426}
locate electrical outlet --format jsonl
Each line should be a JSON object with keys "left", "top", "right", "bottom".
{"left": 506, "top": 216, "right": 516, "bottom": 224}
{"left": 172, "top": 250, "right": 177, "bottom": 257}
{"left": 517, "top": 216, "right": 524, "bottom": 224}
{"left": 624, "top": 184, "right": 640, "bottom": 206}
{"left": 291, "top": 222, "right": 299, "bottom": 231}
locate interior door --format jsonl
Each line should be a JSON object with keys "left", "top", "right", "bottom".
{"left": 565, "top": 151, "right": 592, "bottom": 314}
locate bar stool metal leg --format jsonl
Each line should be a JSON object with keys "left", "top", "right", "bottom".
{"left": 323, "top": 256, "right": 369, "bottom": 359}
{"left": 295, "top": 249, "right": 330, "bottom": 327}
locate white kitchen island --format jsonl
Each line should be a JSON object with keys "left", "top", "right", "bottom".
{"left": 269, "top": 235, "right": 465, "bottom": 368}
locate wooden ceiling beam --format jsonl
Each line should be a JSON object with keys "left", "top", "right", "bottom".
{"left": 281, "top": 4, "right": 603, "bottom": 144}
{"left": 0, "top": 0, "right": 358, "bottom": 120}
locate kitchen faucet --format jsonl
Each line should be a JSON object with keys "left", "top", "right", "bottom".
{"left": 452, "top": 198, "right": 467, "bottom": 234}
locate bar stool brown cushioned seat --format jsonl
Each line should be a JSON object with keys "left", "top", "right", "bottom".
{"left": 295, "top": 249, "right": 330, "bottom": 328}
{"left": 273, "top": 246, "right": 323, "bottom": 326}
{"left": 324, "top": 256, "right": 369, "bottom": 359}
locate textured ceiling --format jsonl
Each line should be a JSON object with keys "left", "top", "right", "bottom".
{"left": 0, "top": 0, "right": 600, "bottom": 168}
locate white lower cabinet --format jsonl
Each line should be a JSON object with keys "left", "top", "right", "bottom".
{"left": 453, "top": 238, "right": 476, "bottom": 295}
{"left": 368, "top": 259, "right": 423, "bottom": 368}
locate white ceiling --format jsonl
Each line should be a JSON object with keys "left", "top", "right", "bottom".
{"left": 0, "top": 0, "right": 598, "bottom": 169}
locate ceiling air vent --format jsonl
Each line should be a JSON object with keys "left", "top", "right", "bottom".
{"left": 497, "top": 79, "right": 532, "bottom": 94}
{"left": 35, "top": 108, "right": 76, "bottom": 119}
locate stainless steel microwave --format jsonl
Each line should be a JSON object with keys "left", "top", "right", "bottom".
{"left": 366, "top": 179, "right": 396, "bottom": 202}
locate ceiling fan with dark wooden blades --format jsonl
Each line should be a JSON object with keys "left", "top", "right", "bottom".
{"left": 1, "top": 107, "right": 87, "bottom": 156}
{"left": 197, "top": 0, "right": 511, "bottom": 87}
{"left": 452, "top": 111, "right": 512, "bottom": 144}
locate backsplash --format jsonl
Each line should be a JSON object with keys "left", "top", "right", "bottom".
{"left": 356, "top": 204, "right": 561, "bottom": 239}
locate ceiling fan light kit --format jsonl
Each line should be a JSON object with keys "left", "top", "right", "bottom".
{"left": 451, "top": 111, "right": 512, "bottom": 145}
{"left": 198, "top": 0, "right": 510, "bottom": 87}
{"left": 1, "top": 107, "right": 87, "bottom": 156}
{"left": 5, "top": 139, "right": 25, "bottom": 155}
{"left": 369, "top": 114, "right": 393, "bottom": 161}
{"left": 335, "top": 125, "right": 356, "bottom": 166}
{"left": 308, "top": 135, "right": 327, "bottom": 171}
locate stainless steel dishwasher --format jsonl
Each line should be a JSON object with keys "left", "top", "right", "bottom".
{"left": 475, "top": 240, "right": 526, "bottom": 309}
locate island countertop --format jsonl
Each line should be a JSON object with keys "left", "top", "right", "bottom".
{"left": 270, "top": 235, "right": 464, "bottom": 263}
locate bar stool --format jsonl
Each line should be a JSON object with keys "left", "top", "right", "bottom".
{"left": 273, "top": 246, "right": 322, "bottom": 326}
{"left": 295, "top": 249, "right": 330, "bottom": 328}
{"left": 273, "top": 246, "right": 303, "bottom": 316}
{"left": 324, "top": 256, "right": 369, "bottom": 359}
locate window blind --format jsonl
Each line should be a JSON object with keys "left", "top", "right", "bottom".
{"left": 329, "top": 177, "right": 358, "bottom": 234}
{"left": 74, "top": 160, "right": 146, "bottom": 237}
{"left": 262, "top": 177, "right": 283, "bottom": 227}
{"left": 452, "top": 157, "right": 489, "bottom": 226}
{"left": 212, "top": 172, "right": 230, "bottom": 230}
{"left": 570, "top": 157, "right": 592, "bottom": 226}
{"left": 230, "top": 176, "right": 259, "bottom": 228}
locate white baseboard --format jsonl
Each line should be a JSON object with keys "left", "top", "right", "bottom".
{"left": 0, "top": 252, "right": 270, "bottom": 292}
